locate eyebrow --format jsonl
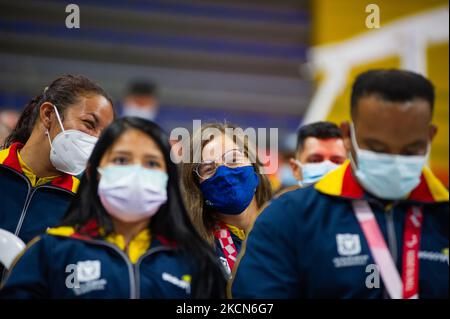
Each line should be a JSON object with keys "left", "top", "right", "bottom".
{"left": 144, "top": 153, "right": 163, "bottom": 160}
{"left": 404, "top": 140, "right": 428, "bottom": 148}
{"left": 363, "top": 138, "right": 388, "bottom": 147}
{"left": 110, "top": 150, "right": 130, "bottom": 156}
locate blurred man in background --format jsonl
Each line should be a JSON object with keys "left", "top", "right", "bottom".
{"left": 121, "top": 80, "right": 159, "bottom": 121}
{"left": 289, "top": 121, "right": 346, "bottom": 187}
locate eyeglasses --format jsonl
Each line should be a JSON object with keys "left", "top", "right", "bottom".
{"left": 194, "top": 149, "right": 251, "bottom": 180}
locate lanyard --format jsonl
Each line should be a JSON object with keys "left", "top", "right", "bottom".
{"left": 352, "top": 200, "right": 422, "bottom": 299}
{"left": 214, "top": 222, "right": 238, "bottom": 271}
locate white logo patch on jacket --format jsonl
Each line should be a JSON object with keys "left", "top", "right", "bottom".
{"left": 336, "top": 234, "right": 361, "bottom": 256}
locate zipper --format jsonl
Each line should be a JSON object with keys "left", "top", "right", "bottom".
{"left": 83, "top": 239, "right": 137, "bottom": 298}
{"left": 1, "top": 165, "right": 33, "bottom": 235}
{"left": 77, "top": 238, "right": 173, "bottom": 299}
{"left": 1, "top": 165, "right": 74, "bottom": 237}
{"left": 385, "top": 208, "right": 398, "bottom": 263}
{"left": 134, "top": 246, "right": 173, "bottom": 299}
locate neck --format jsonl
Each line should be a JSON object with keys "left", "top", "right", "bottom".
{"left": 19, "top": 129, "right": 60, "bottom": 178}
{"left": 111, "top": 218, "right": 150, "bottom": 247}
{"left": 216, "top": 197, "right": 258, "bottom": 232}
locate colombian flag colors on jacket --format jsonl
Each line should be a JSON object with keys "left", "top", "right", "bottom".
{"left": 0, "top": 220, "right": 194, "bottom": 299}
{"left": 231, "top": 161, "right": 449, "bottom": 298}
{"left": 0, "top": 142, "right": 79, "bottom": 243}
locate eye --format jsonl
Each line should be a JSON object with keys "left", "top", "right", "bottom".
{"left": 306, "top": 156, "right": 323, "bottom": 163}
{"left": 112, "top": 156, "right": 129, "bottom": 165}
{"left": 83, "top": 120, "right": 95, "bottom": 130}
{"left": 330, "top": 156, "right": 346, "bottom": 164}
{"left": 198, "top": 163, "right": 216, "bottom": 177}
{"left": 146, "top": 160, "right": 162, "bottom": 168}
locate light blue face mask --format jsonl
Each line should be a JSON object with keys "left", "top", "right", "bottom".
{"left": 296, "top": 160, "right": 340, "bottom": 187}
{"left": 97, "top": 165, "right": 168, "bottom": 222}
{"left": 349, "top": 123, "right": 429, "bottom": 200}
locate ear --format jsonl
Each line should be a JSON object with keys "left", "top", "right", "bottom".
{"left": 39, "top": 102, "right": 55, "bottom": 131}
{"left": 340, "top": 121, "right": 352, "bottom": 153}
{"left": 429, "top": 124, "right": 438, "bottom": 142}
{"left": 289, "top": 158, "right": 302, "bottom": 181}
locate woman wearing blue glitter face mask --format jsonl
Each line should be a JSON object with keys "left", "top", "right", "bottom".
{"left": 181, "top": 122, "right": 273, "bottom": 277}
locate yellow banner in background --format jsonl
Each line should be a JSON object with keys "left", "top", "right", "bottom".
{"left": 309, "top": 0, "right": 449, "bottom": 186}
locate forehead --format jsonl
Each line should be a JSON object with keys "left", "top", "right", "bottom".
{"left": 67, "top": 95, "right": 113, "bottom": 125}
{"left": 354, "top": 96, "right": 431, "bottom": 140}
{"left": 108, "top": 128, "right": 161, "bottom": 155}
{"left": 300, "top": 137, "right": 346, "bottom": 156}
{"left": 202, "top": 134, "right": 240, "bottom": 161}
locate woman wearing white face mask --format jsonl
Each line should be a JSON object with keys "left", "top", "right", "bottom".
{"left": 0, "top": 75, "right": 114, "bottom": 247}
{"left": 0, "top": 117, "right": 226, "bottom": 299}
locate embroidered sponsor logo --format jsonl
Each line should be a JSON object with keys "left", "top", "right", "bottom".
{"left": 333, "top": 254, "right": 370, "bottom": 268}
{"left": 419, "top": 250, "right": 449, "bottom": 265}
{"left": 77, "top": 260, "right": 101, "bottom": 282}
{"left": 162, "top": 272, "right": 191, "bottom": 294}
{"left": 65, "top": 260, "right": 107, "bottom": 296}
{"left": 336, "top": 233, "right": 361, "bottom": 256}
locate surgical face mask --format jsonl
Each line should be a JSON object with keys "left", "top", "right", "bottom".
{"left": 46, "top": 105, "right": 98, "bottom": 175}
{"left": 349, "top": 123, "right": 428, "bottom": 200}
{"left": 296, "top": 160, "right": 340, "bottom": 187}
{"left": 199, "top": 165, "right": 259, "bottom": 215}
{"left": 123, "top": 104, "right": 157, "bottom": 121}
{"left": 98, "top": 165, "right": 168, "bottom": 222}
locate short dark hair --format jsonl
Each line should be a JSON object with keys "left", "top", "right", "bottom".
{"left": 296, "top": 121, "right": 342, "bottom": 151}
{"left": 126, "top": 80, "right": 157, "bottom": 96}
{"left": 351, "top": 69, "right": 435, "bottom": 117}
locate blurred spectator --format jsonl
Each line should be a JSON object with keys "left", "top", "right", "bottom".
{"left": 0, "top": 109, "right": 20, "bottom": 130}
{"left": 0, "top": 110, "right": 20, "bottom": 146}
{"left": 120, "top": 80, "right": 159, "bottom": 121}
{"left": 0, "top": 122, "right": 10, "bottom": 148}
{"left": 289, "top": 121, "right": 346, "bottom": 187}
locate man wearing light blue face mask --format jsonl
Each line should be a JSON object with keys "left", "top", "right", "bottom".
{"left": 289, "top": 121, "right": 346, "bottom": 188}
{"left": 231, "top": 69, "right": 449, "bottom": 299}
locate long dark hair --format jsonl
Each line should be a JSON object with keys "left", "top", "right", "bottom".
{"left": 62, "top": 117, "right": 226, "bottom": 298}
{"left": 3, "top": 74, "right": 113, "bottom": 148}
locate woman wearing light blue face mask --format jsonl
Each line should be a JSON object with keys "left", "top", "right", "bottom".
{"left": 0, "top": 117, "right": 226, "bottom": 299}
{"left": 181, "top": 123, "right": 273, "bottom": 277}
{"left": 0, "top": 75, "right": 114, "bottom": 248}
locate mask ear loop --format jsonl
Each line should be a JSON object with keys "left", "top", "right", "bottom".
{"left": 348, "top": 123, "right": 360, "bottom": 172}
{"left": 294, "top": 159, "right": 304, "bottom": 187}
{"left": 45, "top": 104, "right": 65, "bottom": 150}
{"left": 52, "top": 104, "right": 66, "bottom": 133}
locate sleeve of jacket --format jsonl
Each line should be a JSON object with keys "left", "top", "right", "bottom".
{"left": 0, "top": 236, "right": 50, "bottom": 299}
{"left": 230, "top": 193, "right": 302, "bottom": 298}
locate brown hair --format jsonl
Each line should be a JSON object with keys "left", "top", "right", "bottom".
{"left": 180, "top": 122, "right": 273, "bottom": 245}
{"left": 3, "top": 74, "right": 113, "bottom": 148}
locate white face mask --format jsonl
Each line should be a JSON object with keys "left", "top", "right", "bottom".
{"left": 46, "top": 105, "right": 98, "bottom": 175}
{"left": 97, "top": 165, "right": 168, "bottom": 223}
{"left": 296, "top": 160, "right": 340, "bottom": 187}
{"left": 123, "top": 104, "right": 157, "bottom": 121}
{"left": 349, "top": 123, "right": 428, "bottom": 200}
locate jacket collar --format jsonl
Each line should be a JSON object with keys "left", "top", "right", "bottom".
{"left": 47, "top": 219, "right": 177, "bottom": 249}
{"left": 0, "top": 142, "right": 79, "bottom": 193}
{"left": 315, "top": 160, "right": 449, "bottom": 204}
